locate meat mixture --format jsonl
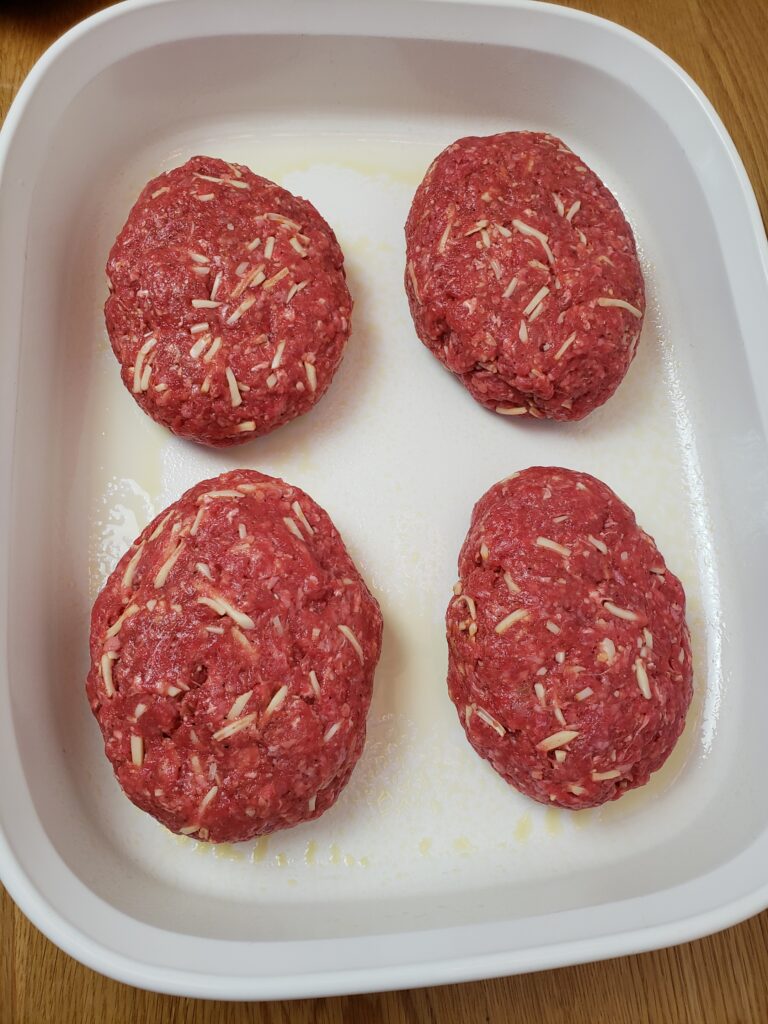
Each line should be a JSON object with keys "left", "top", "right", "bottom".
{"left": 86, "top": 469, "right": 382, "bottom": 842}
{"left": 446, "top": 467, "right": 692, "bottom": 809}
{"left": 106, "top": 156, "right": 352, "bottom": 446}
{"left": 405, "top": 132, "right": 645, "bottom": 420}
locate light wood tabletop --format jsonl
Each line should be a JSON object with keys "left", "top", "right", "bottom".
{"left": 1, "top": 1, "right": 767, "bottom": 1021}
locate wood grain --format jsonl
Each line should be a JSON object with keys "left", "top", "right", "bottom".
{"left": 1, "top": 1, "right": 767, "bottom": 1021}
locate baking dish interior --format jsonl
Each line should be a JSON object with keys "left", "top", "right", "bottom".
{"left": 6, "top": 29, "right": 768, "bottom": 947}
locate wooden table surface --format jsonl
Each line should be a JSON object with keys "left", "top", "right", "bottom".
{"left": 1, "top": 1, "right": 767, "bottom": 1021}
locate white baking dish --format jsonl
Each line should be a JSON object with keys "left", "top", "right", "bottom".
{"left": 1, "top": 0, "right": 768, "bottom": 1000}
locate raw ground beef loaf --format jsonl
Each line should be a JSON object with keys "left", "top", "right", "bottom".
{"left": 446, "top": 467, "right": 692, "bottom": 809}
{"left": 105, "top": 156, "right": 352, "bottom": 446}
{"left": 86, "top": 469, "right": 382, "bottom": 843}
{"left": 405, "top": 132, "right": 645, "bottom": 421}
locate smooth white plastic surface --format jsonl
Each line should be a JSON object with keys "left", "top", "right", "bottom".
{"left": 1, "top": 0, "right": 768, "bottom": 1000}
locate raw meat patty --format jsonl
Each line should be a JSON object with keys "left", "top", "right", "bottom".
{"left": 86, "top": 469, "right": 382, "bottom": 842}
{"left": 446, "top": 467, "right": 692, "bottom": 809}
{"left": 106, "top": 156, "right": 352, "bottom": 446}
{"left": 405, "top": 132, "right": 645, "bottom": 420}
